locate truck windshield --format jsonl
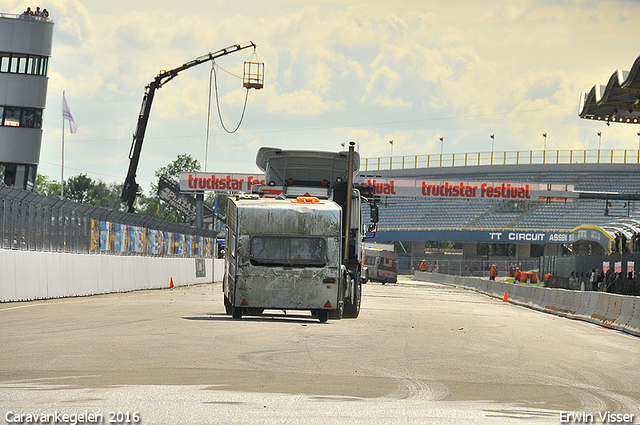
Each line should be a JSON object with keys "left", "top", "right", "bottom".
{"left": 250, "top": 236, "right": 326, "bottom": 267}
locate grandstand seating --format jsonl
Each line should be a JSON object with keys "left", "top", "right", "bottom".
{"left": 362, "top": 164, "right": 640, "bottom": 234}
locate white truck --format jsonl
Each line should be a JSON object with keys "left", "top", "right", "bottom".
{"left": 223, "top": 143, "right": 377, "bottom": 322}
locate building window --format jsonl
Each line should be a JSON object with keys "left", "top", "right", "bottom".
{"left": 0, "top": 106, "right": 44, "bottom": 128}
{"left": 0, "top": 52, "right": 49, "bottom": 76}
{"left": 0, "top": 163, "right": 38, "bottom": 191}
{"left": 4, "top": 107, "right": 20, "bottom": 126}
{"left": 40, "top": 57, "right": 48, "bottom": 75}
{"left": 0, "top": 55, "right": 9, "bottom": 73}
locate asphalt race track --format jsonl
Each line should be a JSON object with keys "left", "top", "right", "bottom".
{"left": 1, "top": 277, "right": 639, "bottom": 424}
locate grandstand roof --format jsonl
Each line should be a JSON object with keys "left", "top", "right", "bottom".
{"left": 578, "top": 55, "right": 640, "bottom": 124}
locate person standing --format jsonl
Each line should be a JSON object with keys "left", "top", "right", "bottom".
{"left": 590, "top": 269, "right": 598, "bottom": 291}
{"left": 490, "top": 264, "right": 498, "bottom": 281}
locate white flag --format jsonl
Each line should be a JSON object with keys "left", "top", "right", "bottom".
{"left": 62, "top": 92, "right": 78, "bottom": 134}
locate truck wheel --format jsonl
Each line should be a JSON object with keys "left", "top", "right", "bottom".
{"left": 318, "top": 311, "right": 328, "bottom": 323}
{"left": 224, "top": 295, "right": 232, "bottom": 315}
{"left": 231, "top": 306, "right": 243, "bottom": 319}
{"left": 343, "top": 275, "right": 361, "bottom": 318}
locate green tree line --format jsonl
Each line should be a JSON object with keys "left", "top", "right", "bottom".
{"left": 35, "top": 154, "right": 224, "bottom": 224}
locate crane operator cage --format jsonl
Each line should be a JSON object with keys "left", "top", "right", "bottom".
{"left": 243, "top": 54, "right": 264, "bottom": 90}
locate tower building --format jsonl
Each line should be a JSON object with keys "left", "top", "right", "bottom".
{"left": 0, "top": 11, "right": 54, "bottom": 189}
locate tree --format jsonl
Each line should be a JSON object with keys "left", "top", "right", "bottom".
{"left": 35, "top": 174, "right": 60, "bottom": 197}
{"left": 154, "top": 154, "right": 201, "bottom": 182}
{"left": 137, "top": 154, "right": 201, "bottom": 222}
{"left": 64, "top": 174, "right": 93, "bottom": 203}
{"left": 89, "top": 180, "right": 125, "bottom": 210}
{"left": 35, "top": 173, "right": 125, "bottom": 211}
{"left": 135, "top": 154, "right": 227, "bottom": 224}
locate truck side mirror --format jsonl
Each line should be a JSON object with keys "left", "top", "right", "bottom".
{"left": 370, "top": 203, "right": 379, "bottom": 223}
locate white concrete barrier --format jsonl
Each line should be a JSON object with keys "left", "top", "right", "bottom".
{"left": 0, "top": 249, "right": 224, "bottom": 302}
{"left": 590, "top": 293, "right": 616, "bottom": 328}
{"left": 624, "top": 299, "right": 640, "bottom": 336}
{"left": 412, "top": 272, "right": 640, "bottom": 337}
{"left": 525, "top": 286, "right": 541, "bottom": 309}
{"left": 613, "top": 297, "right": 636, "bottom": 333}
{"left": 600, "top": 294, "right": 624, "bottom": 328}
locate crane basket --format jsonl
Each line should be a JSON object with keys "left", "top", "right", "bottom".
{"left": 243, "top": 53, "right": 264, "bottom": 89}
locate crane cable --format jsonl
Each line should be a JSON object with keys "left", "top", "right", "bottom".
{"left": 205, "top": 60, "right": 250, "bottom": 170}
{"left": 213, "top": 61, "right": 249, "bottom": 134}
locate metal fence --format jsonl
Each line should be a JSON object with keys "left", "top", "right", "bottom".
{"left": 399, "top": 255, "right": 540, "bottom": 277}
{"left": 362, "top": 148, "right": 640, "bottom": 171}
{"left": 0, "top": 184, "right": 217, "bottom": 256}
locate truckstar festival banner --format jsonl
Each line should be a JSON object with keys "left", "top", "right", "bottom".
{"left": 353, "top": 178, "right": 575, "bottom": 201}
{"left": 179, "top": 172, "right": 575, "bottom": 201}
{"left": 180, "top": 172, "right": 265, "bottom": 192}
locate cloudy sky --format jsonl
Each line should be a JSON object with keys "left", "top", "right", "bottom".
{"left": 4, "top": 0, "right": 640, "bottom": 194}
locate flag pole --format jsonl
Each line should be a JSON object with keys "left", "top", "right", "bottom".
{"left": 61, "top": 90, "right": 65, "bottom": 199}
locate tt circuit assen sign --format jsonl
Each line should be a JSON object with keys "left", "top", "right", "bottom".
{"left": 179, "top": 172, "right": 575, "bottom": 201}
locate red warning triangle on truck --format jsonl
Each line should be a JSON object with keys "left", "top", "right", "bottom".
{"left": 324, "top": 300, "right": 332, "bottom": 308}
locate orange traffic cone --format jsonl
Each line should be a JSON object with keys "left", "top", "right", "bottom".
{"left": 170, "top": 277, "right": 174, "bottom": 289}
{"left": 503, "top": 290, "right": 508, "bottom": 302}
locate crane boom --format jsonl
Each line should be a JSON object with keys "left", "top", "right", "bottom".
{"left": 122, "top": 41, "right": 257, "bottom": 213}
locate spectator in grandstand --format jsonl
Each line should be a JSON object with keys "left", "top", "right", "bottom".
{"left": 419, "top": 260, "right": 427, "bottom": 272}
{"left": 621, "top": 233, "right": 628, "bottom": 253}
{"left": 613, "top": 233, "right": 621, "bottom": 253}
{"left": 633, "top": 233, "right": 640, "bottom": 253}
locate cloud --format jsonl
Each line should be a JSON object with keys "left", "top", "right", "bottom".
{"left": 18, "top": 0, "right": 639, "bottom": 192}
{"left": 264, "top": 87, "right": 346, "bottom": 116}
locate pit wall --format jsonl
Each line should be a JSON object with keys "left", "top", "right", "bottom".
{"left": 413, "top": 271, "right": 640, "bottom": 337}
{"left": 0, "top": 249, "right": 225, "bottom": 302}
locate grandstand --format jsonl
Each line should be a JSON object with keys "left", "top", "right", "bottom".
{"left": 359, "top": 148, "right": 640, "bottom": 271}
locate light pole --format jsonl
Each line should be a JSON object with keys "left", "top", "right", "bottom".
{"left": 598, "top": 132, "right": 602, "bottom": 150}
{"left": 542, "top": 133, "right": 547, "bottom": 151}
{"left": 389, "top": 140, "right": 393, "bottom": 157}
{"left": 439, "top": 137, "right": 444, "bottom": 156}
{"left": 637, "top": 132, "right": 640, "bottom": 151}
{"left": 490, "top": 134, "right": 495, "bottom": 152}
